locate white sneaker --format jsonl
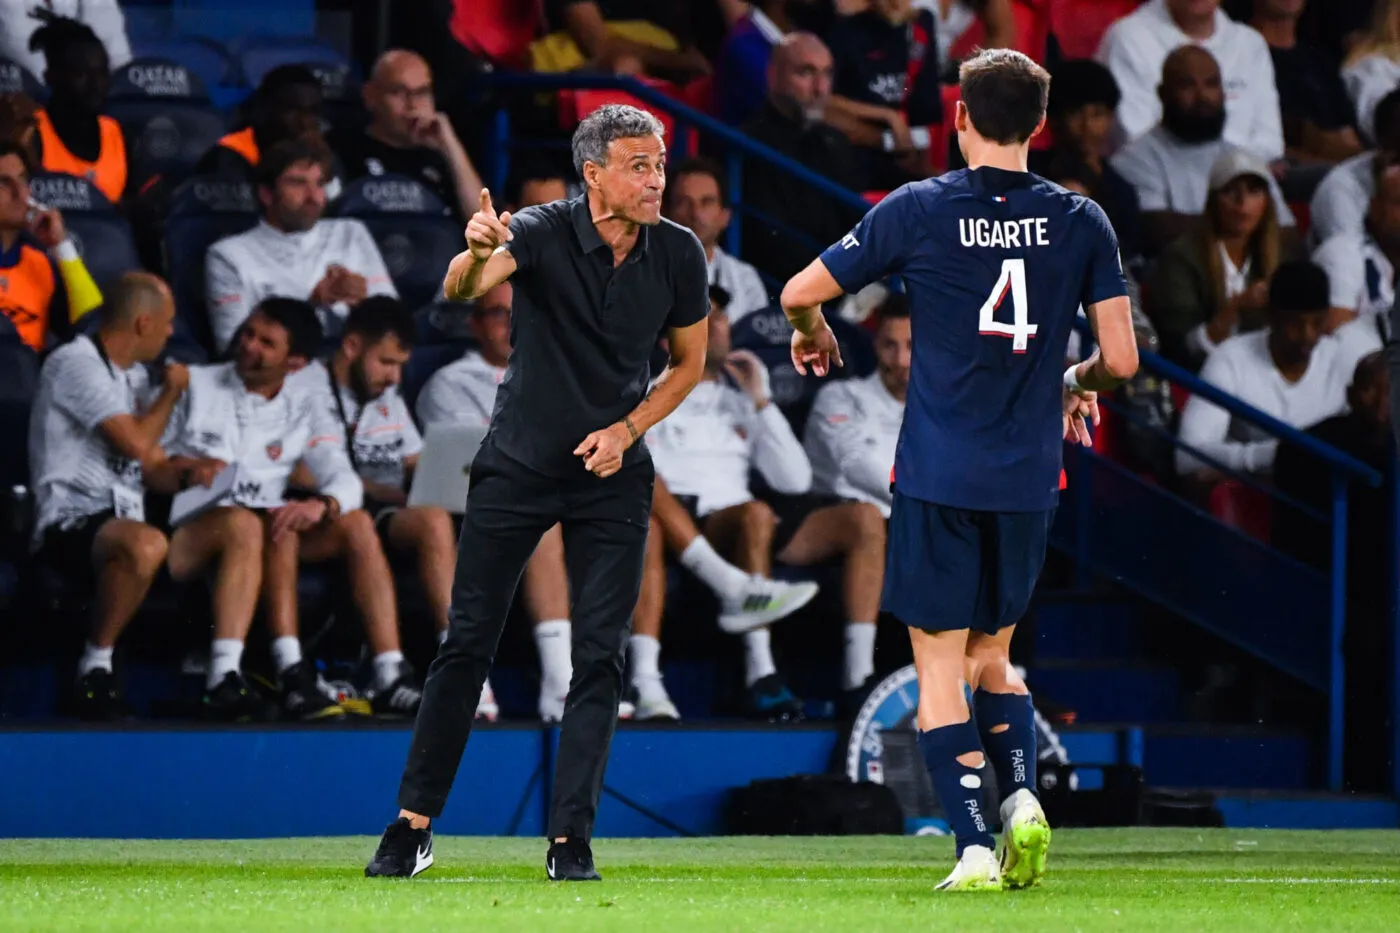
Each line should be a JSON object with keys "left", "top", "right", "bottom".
{"left": 632, "top": 678, "right": 681, "bottom": 721}
{"left": 935, "top": 844, "right": 1002, "bottom": 892}
{"left": 474, "top": 679, "right": 499, "bottom": 722}
{"left": 717, "top": 577, "right": 820, "bottom": 634}
{"left": 538, "top": 682, "right": 568, "bottom": 723}
{"left": 999, "top": 788, "right": 1051, "bottom": 890}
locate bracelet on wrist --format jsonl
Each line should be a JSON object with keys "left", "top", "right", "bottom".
{"left": 623, "top": 417, "right": 640, "bottom": 443}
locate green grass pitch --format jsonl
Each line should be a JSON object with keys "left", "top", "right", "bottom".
{"left": 3, "top": 830, "right": 1399, "bottom": 932}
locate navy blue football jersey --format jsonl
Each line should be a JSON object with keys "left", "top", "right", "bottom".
{"left": 820, "top": 167, "right": 1127, "bottom": 512}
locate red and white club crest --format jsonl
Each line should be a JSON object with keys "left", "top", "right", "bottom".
{"left": 377, "top": 404, "right": 390, "bottom": 418}
{"left": 266, "top": 442, "right": 283, "bottom": 461}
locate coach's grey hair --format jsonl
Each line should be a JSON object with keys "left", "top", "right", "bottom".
{"left": 571, "top": 104, "right": 666, "bottom": 178}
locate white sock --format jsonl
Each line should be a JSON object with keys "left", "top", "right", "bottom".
{"left": 78, "top": 642, "right": 113, "bottom": 677}
{"left": 373, "top": 650, "right": 405, "bottom": 690}
{"left": 843, "top": 622, "right": 877, "bottom": 691}
{"left": 679, "top": 537, "right": 750, "bottom": 601}
{"left": 743, "top": 628, "right": 777, "bottom": 687}
{"left": 207, "top": 639, "right": 245, "bottom": 689}
{"left": 629, "top": 633, "right": 662, "bottom": 682}
{"left": 271, "top": 636, "right": 302, "bottom": 674}
{"left": 534, "top": 619, "right": 573, "bottom": 692}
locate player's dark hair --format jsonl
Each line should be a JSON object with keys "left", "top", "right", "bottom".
{"left": 1046, "top": 60, "right": 1120, "bottom": 120}
{"left": 1374, "top": 88, "right": 1400, "bottom": 151}
{"left": 253, "top": 296, "right": 323, "bottom": 360}
{"left": 877, "top": 293, "right": 910, "bottom": 322}
{"left": 256, "top": 64, "right": 322, "bottom": 107}
{"left": 1268, "top": 261, "right": 1330, "bottom": 316}
{"left": 670, "top": 157, "right": 728, "bottom": 206}
{"left": 27, "top": 10, "right": 103, "bottom": 66}
{"left": 959, "top": 49, "right": 1051, "bottom": 145}
{"left": 256, "top": 136, "right": 332, "bottom": 191}
{"left": 343, "top": 295, "right": 416, "bottom": 350}
{"left": 0, "top": 138, "right": 34, "bottom": 177}
{"left": 709, "top": 284, "right": 732, "bottom": 311}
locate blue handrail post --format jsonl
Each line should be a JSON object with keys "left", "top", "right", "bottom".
{"left": 491, "top": 107, "right": 511, "bottom": 200}
{"left": 1327, "top": 472, "right": 1349, "bottom": 792}
{"left": 672, "top": 117, "right": 691, "bottom": 160}
{"left": 725, "top": 150, "right": 743, "bottom": 256}
{"left": 1392, "top": 457, "right": 1400, "bottom": 797}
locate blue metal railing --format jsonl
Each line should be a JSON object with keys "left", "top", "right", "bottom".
{"left": 472, "top": 69, "right": 1399, "bottom": 796}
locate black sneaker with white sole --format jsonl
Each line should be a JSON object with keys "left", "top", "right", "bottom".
{"left": 546, "top": 838, "right": 601, "bottom": 881}
{"left": 202, "top": 671, "right": 262, "bottom": 722}
{"left": 369, "top": 664, "right": 423, "bottom": 718}
{"left": 365, "top": 817, "right": 434, "bottom": 878}
{"left": 279, "top": 660, "right": 344, "bottom": 721}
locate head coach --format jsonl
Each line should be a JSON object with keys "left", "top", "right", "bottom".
{"left": 366, "top": 105, "right": 710, "bottom": 882}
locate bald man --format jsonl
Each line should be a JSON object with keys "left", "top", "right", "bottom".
{"left": 328, "top": 49, "right": 482, "bottom": 221}
{"left": 29, "top": 273, "right": 264, "bottom": 721}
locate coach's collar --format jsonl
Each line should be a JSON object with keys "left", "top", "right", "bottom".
{"left": 570, "top": 192, "right": 650, "bottom": 256}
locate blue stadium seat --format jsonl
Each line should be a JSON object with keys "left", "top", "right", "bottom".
{"left": 128, "top": 36, "right": 233, "bottom": 89}
{"left": 108, "top": 59, "right": 228, "bottom": 190}
{"left": 0, "top": 57, "right": 45, "bottom": 100}
{"left": 415, "top": 300, "right": 477, "bottom": 345}
{"left": 163, "top": 176, "right": 259, "bottom": 356}
{"left": 29, "top": 172, "right": 140, "bottom": 291}
{"left": 731, "top": 307, "right": 876, "bottom": 431}
{"left": 403, "top": 342, "right": 471, "bottom": 414}
{"left": 237, "top": 38, "right": 352, "bottom": 88}
{"left": 333, "top": 176, "right": 461, "bottom": 312}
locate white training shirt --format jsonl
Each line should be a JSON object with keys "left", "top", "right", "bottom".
{"left": 1109, "top": 130, "right": 1295, "bottom": 222}
{"left": 1311, "top": 232, "right": 1395, "bottom": 320}
{"left": 1176, "top": 329, "right": 1351, "bottom": 475}
{"left": 803, "top": 373, "right": 904, "bottom": 518}
{"left": 1341, "top": 53, "right": 1400, "bottom": 144}
{"left": 646, "top": 378, "right": 812, "bottom": 517}
{"left": 286, "top": 360, "right": 423, "bottom": 490}
{"left": 416, "top": 350, "right": 506, "bottom": 429}
{"left": 204, "top": 218, "right": 398, "bottom": 354}
{"left": 28, "top": 335, "right": 151, "bottom": 547}
{"left": 1095, "top": 0, "right": 1284, "bottom": 160}
{"left": 160, "top": 362, "right": 363, "bottom": 513}
{"left": 1332, "top": 313, "right": 1391, "bottom": 387}
{"left": 1309, "top": 152, "right": 1374, "bottom": 245}
{"left": 708, "top": 246, "right": 770, "bottom": 323}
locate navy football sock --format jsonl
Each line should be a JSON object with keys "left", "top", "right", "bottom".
{"left": 975, "top": 689, "right": 1038, "bottom": 803}
{"left": 917, "top": 719, "right": 995, "bottom": 856}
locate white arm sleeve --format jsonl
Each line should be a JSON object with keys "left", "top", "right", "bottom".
{"left": 747, "top": 403, "right": 812, "bottom": 494}
{"left": 351, "top": 220, "right": 398, "bottom": 299}
{"left": 805, "top": 386, "right": 892, "bottom": 504}
{"left": 205, "top": 243, "right": 256, "bottom": 355}
{"left": 302, "top": 402, "right": 365, "bottom": 513}
{"left": 1097, "top": 26, "right": 1158, "bottom": 145}
{"left": 1312, "top": 237, "right": 1363, "bottom": 311}
{"left": 1174, "top": 354, "right": 1279, "bottom": 474}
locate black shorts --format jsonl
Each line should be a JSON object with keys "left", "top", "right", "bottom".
{"left": 38, "top": 510, "right": 117, "bottom": 571}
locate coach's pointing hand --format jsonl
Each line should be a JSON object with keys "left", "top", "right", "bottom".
{"left": 575, "top": 422, "right": 635, "bottom": 478}
{"left": 466, "top": 188, "right": 513, "bottom": 260}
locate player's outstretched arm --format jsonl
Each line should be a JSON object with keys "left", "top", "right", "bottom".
{"left": 781, "top": 259, "right": 846, "bottom": 376}
{"left": 1071, "top": 295, "right": 1139, "bottom": 394}
{"left": 443, "top": 188, "right": 517, "bottom": 302}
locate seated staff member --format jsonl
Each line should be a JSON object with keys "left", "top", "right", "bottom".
{"left": 29, "top": 273, "right": 263, "bottom": 721}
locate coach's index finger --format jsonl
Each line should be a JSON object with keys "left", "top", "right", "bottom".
{"left": 479, "top": 188, "right": 496, "bottom": 218}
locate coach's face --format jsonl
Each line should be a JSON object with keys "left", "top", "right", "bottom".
{"left": 590, "top": 135, "right": 666, "bottom": 225}
{"left": 875, "top": 314, "right": 911, "bottom": 400}
{"left": 235, "top": 311, "right": 293, "bottom": 388}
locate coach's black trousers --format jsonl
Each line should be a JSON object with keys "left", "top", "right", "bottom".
{"left": 397, "top": 438, "right": 654, "bottom": 841}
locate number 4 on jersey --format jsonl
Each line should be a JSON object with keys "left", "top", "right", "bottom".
{"left": 978, "top": 258, "right": 1037, "bottom": 353}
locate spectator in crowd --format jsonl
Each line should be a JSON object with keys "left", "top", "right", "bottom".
{"left": 643, "top": 285, "right": 817, "bottom": 720}
{"left": 510, "top": 163, "right": 572, "bottom": 209}
{"left": 415, "top": 283, "right": 578, "bottom": 723}
{"left": 1176, "top": 260, "right": 1350, "bottom": 478}
{"left": 330, "top": 49, "right": 483, "bottom": 222}
{"left": 0, "top": 2, "right": 129, "bottom": 79}
{"left": 916, "top": 0, "right": 1016, "bottom": 74}
{"left": 718, "top": 0, "right": 821, "bottom": 125}
{"left": 1110, "top": 45, "right": 1295, "bottom": 257}
{"left": 1, "top": 140, "right": 69, "bottom": 351}
{"left": 287, "top": 296, "right": 451, "bottom": 717}
{"left": 825, "top": 0, "right": 944, "bottom": 186}
{"left": 29, "top": 13, "right": 127, "bottom": 204}
{"left": 531, "top": 0, "right": 712, "bottom": 81}
{"left": 29, "top": 273, "right": 264, "bottom": 721}
{"left": 151, "top": 298, "right": 393, "bottom": 721}
{"left": 1251, "top": 0, "right": 1363, "bottom": 167}
{"left": 1310, "top": 88, "right": 1400, "bottom": 243}
{"left": 1313, "top": 151, "right": 1400, "bottom": 335}
{"left": 1032, "top": 59, "right": 1143, "bottom": 263}
{"left": 194, "top": 65, "right": 340, "bottom": 195}
{"left": 1097, "top": 0, "right": 1284, "bottom": 161}
{"left": 664, "top": 158, "right": 770, "bottom": 322}
{"left": 742, "top": 33, "right": 868, "bottom": 281}
{"left": 1296, "top": 0, "right": 1378, "bottom": 64}
{"left": 1341, "top": 0, "right": 1400, "bottom": 144}
{"left": 204, "top": 137, "right": 396, "bottom": 355}
{"left": 785, "top": 298, "right": 909, "bottom": 700}
{"left": 0, "top": 91, "right": 38, "bottom": 160}
{"left": 1148, "top": 149, "right": 1281, "bottom": 370}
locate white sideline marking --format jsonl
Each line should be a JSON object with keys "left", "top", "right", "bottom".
{"left": 421, "top": 876, "right": 1399, "bottom": 886}
{"left": 1216, "top": 878, "right": 1396, "bottom": 885}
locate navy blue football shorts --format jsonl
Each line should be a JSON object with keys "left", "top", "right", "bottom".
{"left": 881, "top": 492, "right": 1054, "bottom": 635}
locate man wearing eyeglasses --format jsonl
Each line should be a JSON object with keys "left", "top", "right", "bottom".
{"left": 329, "top": 49, "right": 483, "bottom": 223}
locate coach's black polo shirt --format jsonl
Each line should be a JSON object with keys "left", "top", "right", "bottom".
{"left": 495, "top": 193, "right": 709, "bottom": 477}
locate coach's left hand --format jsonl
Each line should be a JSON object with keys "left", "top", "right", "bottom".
{"left": 575, "top": 422, "right": 634, "bottom": 478}
{"left": 1062, "top": 385, "right": 1099, "bottom": 447}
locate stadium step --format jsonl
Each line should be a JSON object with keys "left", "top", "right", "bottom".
{"left": 1030, "top": 595, "right": 1144, "bottom": 663}
{"left": 1141, "top": 725, "right": 1311, "bottom": 790}
{"left": 1026, "top": 661, "right": 1181, "bottom": 723}
{"left": 1209, "top": 790, "right": 1400, "bottom": 829}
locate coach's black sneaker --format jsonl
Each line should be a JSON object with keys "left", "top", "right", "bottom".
{"left": 365, "top": 817, "right": 434, "bottom": 878}
{"left": 368, "top": 663, "right": 423, "bottom": 718}
{"left": 201, "top": 671, "right": 261, "bottom": 722}
{"left": 546, "top": 838, "right": 601, "bottom": 881}
{"left": 73, "top": 668, "right": 121, "bottom": 722}
{"left": 746, "top": 674, "right": 804, "bottom": 722}
{"left": 279, "top": 661, "right": 344, "bottom": 721}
